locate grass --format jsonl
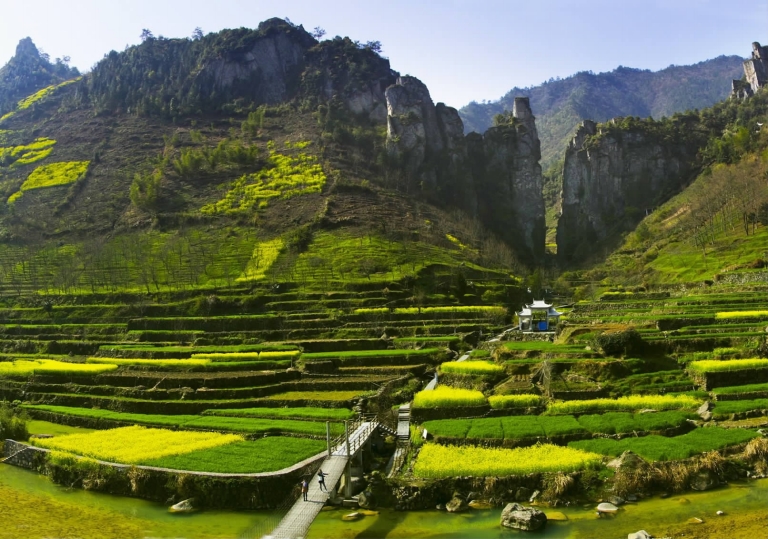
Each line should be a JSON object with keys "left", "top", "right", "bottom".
{"left": 302, "top": 348, "right": 440, "bottom": 359}
{"left": 569, "top": 427, "right": 758, "bottom": 461}
{"left": 21, "top": 405, "right": 345, "bottom": 436}
{"left": 354, "top": 306, "right": 505, "bottom": 315}
{"left": 713, "top": 383, "right": 768, "bottom": 396}
{"left": 688, "top": 359, "right": 768, "bottom": 373}
{"left": 262, "top": 391, "right": 363, "bottom": 401}
{"left": 202, "top": 407, "right": 355, "bottom": 421}
{"left": 87, "top": 357, "right": 210, "bottom": 367}
{"left": 488, "top": 394, "right": 542, "bottom": 409}
{"left": 423, "top": 415, "right": 585, "bottom": 441}
{"left": 440, "top": 361, "right": 504, "bottom": 376}
{"left": 546, "top": 395, "right": 701, "bottom": 415}
{"left": 140, "top": 437, "right": 325, "bottom": 473}
{"left": 0, "top": 359, "right": 117, "bottom": 377}
{"left": 575, "top": 411, "right": 693, "bottom": 435}
{"left": 413, "top": 443, "right": 602, "bottom": 478}
{"left": 31, "top": 426, "right": 242, "bottom": 463}
{"left": 412, "top": 386, "right": 486, "bottom": 408}
{"left": 712, "top": 398, "right": 768, "bottom": 418}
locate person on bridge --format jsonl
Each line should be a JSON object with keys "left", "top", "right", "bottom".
{"left": 317, "top": 470, "right": 328, "bottom": 492}
{"left": 301, "top": 479, "right": 309, "bottom": 501}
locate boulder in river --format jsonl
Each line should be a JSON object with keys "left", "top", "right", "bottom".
{"left": 596, "top": 502, "right": 618, "bottom": 513}
{"left": 627, "top": 531, "right": 652, "bottom": 539}
{"left": 169, "top": 498, "right": 197, "bottom": 513}
{"left": 358, "top": 490, "right": 376, "bottom": 509}
{"left": 500, "top": 503, "right": 547, "bottom": 531}
{"left": 446, "top": 496, "right": 468, "bottom": 513}
{"left": 690, "top": 470, "right": 718, "bottom": 491}
{"left": 342, "top": 512, "right": 361, "bottom": 521}
{"left": 468, "top": 500, "right": 493, "bottom": 510}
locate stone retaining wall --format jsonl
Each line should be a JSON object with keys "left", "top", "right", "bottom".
{"left": 410, "top": 405, "right": 491, "bottom": 422}
{"left": 693, "top": 369, "right": 768, "bottom": 390}
{"left": 3, "top": 439, "right": 325, "bottom": 509}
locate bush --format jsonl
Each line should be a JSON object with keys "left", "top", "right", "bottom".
{"left": 0, "top": 402, "right": 28, "bottom": 440}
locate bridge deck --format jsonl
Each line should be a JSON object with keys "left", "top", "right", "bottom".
{"left": 264, "top": 421, "right": 376, "bottom": 539}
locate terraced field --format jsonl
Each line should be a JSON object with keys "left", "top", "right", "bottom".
{"left": 0, "top": 268, "right": 514, "bottom": 477}
{"left": 404, "top": 284, "right": 768, "bottom": 486}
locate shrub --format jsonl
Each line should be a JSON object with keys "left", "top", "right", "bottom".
{"left": 412, "top": 386, "right": 486, "bottom": 408}
{"left": 413, "top": 443, "right": 602, "bottom": 478}
{"left": 0, "top": 402, "right": 28, "bottom": 440}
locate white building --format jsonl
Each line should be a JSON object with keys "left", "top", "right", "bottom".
{"left": 517, "top": 300, "right": 562, "bottom": 332}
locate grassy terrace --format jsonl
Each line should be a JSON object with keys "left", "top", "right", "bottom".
{"left": 569, "top": 427, "right": 758, "bottom": 461}
{"left": 22, "top": 405, "right": 347, "bottom": 436}
{"left": 422, "top": 411, "right": 692, "bottom": 443}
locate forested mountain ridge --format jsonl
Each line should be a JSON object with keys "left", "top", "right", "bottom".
{"left": 459, "top": 56, "right": 745, "bottom": 171}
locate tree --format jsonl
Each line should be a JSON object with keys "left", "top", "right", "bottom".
{"left": 140, "top": 29, "right": 154, "bottom": 42}
{"left": 364, "top": 41, "right": 382, "bottom": 53}
{"left": 192, "top": 27, "right": 204, "bottom": 40}
{"left": 311, "top": 27, "right": 326, "bottom": 40}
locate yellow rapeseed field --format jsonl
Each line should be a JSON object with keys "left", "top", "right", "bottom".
{"left": 715, "top": 311, "right": 768, "bottom": 319}
{"left": 547, "top": 394, "right": 701, "bottom": 415}
{"left": 688, "top": 358, "right": 768, "bottom": 373}
{"left": 413, "top": 443, "right": 602, "bottom": 478}
{"left": 440, "top": 361, "right": 504, "bottom": 376}
{"left": 488, "top": 394, "right": 542, "bottom": 409}
{"left": 0, "top": 359, "right": 117, "bottom": 377}
{"left": 412, "top": 386, "right": 486, "bottom": 408}
{"left": 32, "top": 426, "right": 242, "bottom": 464}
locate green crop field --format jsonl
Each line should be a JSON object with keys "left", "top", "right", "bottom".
{"left": 141, "top": 437, "right": 325, "bottom": 473}
{"left": 202, "top": 407, "right": 355, "bottom": 421}
{"left": 21, "top": 405, "right": 345, "bottom": 436}
{"left": 569, "top": 427, "right": 758, "bottom": 461}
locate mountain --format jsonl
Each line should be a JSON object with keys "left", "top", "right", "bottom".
{"left": 0, "top": 37, "right": 79, "bottom": 115}
{"left": 0, "top": 19, "right": 549, "bottom": 296}
{"left": 459, "top": 56, "right": 745, "bottom": 172}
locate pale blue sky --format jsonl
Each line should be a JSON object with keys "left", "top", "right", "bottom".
{"left": 0, "top": 0, "right": 765, "bottom": 108}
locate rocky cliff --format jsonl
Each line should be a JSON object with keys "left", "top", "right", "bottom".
{"left": 385, "top": 78, "right": 545, "bottom": 260}
{"left": 556, "top": 119, "right": 699, "bottom": 265}
{"left": 732, "top": 42, "right": 768, "bottom": 99}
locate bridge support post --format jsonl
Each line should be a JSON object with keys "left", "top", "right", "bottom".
{"left": 326, "top": 421, "right": 331, "bottom": 458}
{"left": 344, "top": 420, "right": 352, "bottom": 498}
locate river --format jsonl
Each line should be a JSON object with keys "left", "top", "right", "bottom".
{"left": 4, "top": 462, "right": 768, "bottom": 539}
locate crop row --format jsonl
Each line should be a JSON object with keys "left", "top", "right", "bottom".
{"left": 569, "top": 427, "right": 757, "bottom": 461}
{"left": 413, "top": 443, "right": 602, "bottom": 478}
{"left": 22, "top": 404, "right": 347, "bottom": 436}
{"left": 422, "top": 411, "right": 691, "bottom": 442}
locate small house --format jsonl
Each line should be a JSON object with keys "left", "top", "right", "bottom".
{"left": 518, "top": 300, "right": 562, "bottom": 332}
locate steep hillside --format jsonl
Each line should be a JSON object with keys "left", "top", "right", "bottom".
{"left": 563, "top": 88, "right": 768, "bottom": 291}
{"left": 0, "top": 37, "right": 79, "bottom": 116}
{"left": 0, "top": 18, "right": 539, "bottom": 295}
{"left": 556, "top": 80, "right": 768, "bottom": 269}
{"left": 459, "top": 56, "right": 745, "bottom": 171}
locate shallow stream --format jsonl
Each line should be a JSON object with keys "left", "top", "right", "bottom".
{"left": 4, "top": 460, "right": 768, "bottom": 539}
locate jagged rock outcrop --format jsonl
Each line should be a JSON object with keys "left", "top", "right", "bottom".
{"left": 732, "top": 42, "right": 768, "bottom": 99}
{"left": 385, "top": 78, "right": 545, "bottom": 260}
{"left": 471, "top": 98, "right": 545, "bottom": 259}
{"left": 557, "top": 119, "right": 698, "bottom": 265}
